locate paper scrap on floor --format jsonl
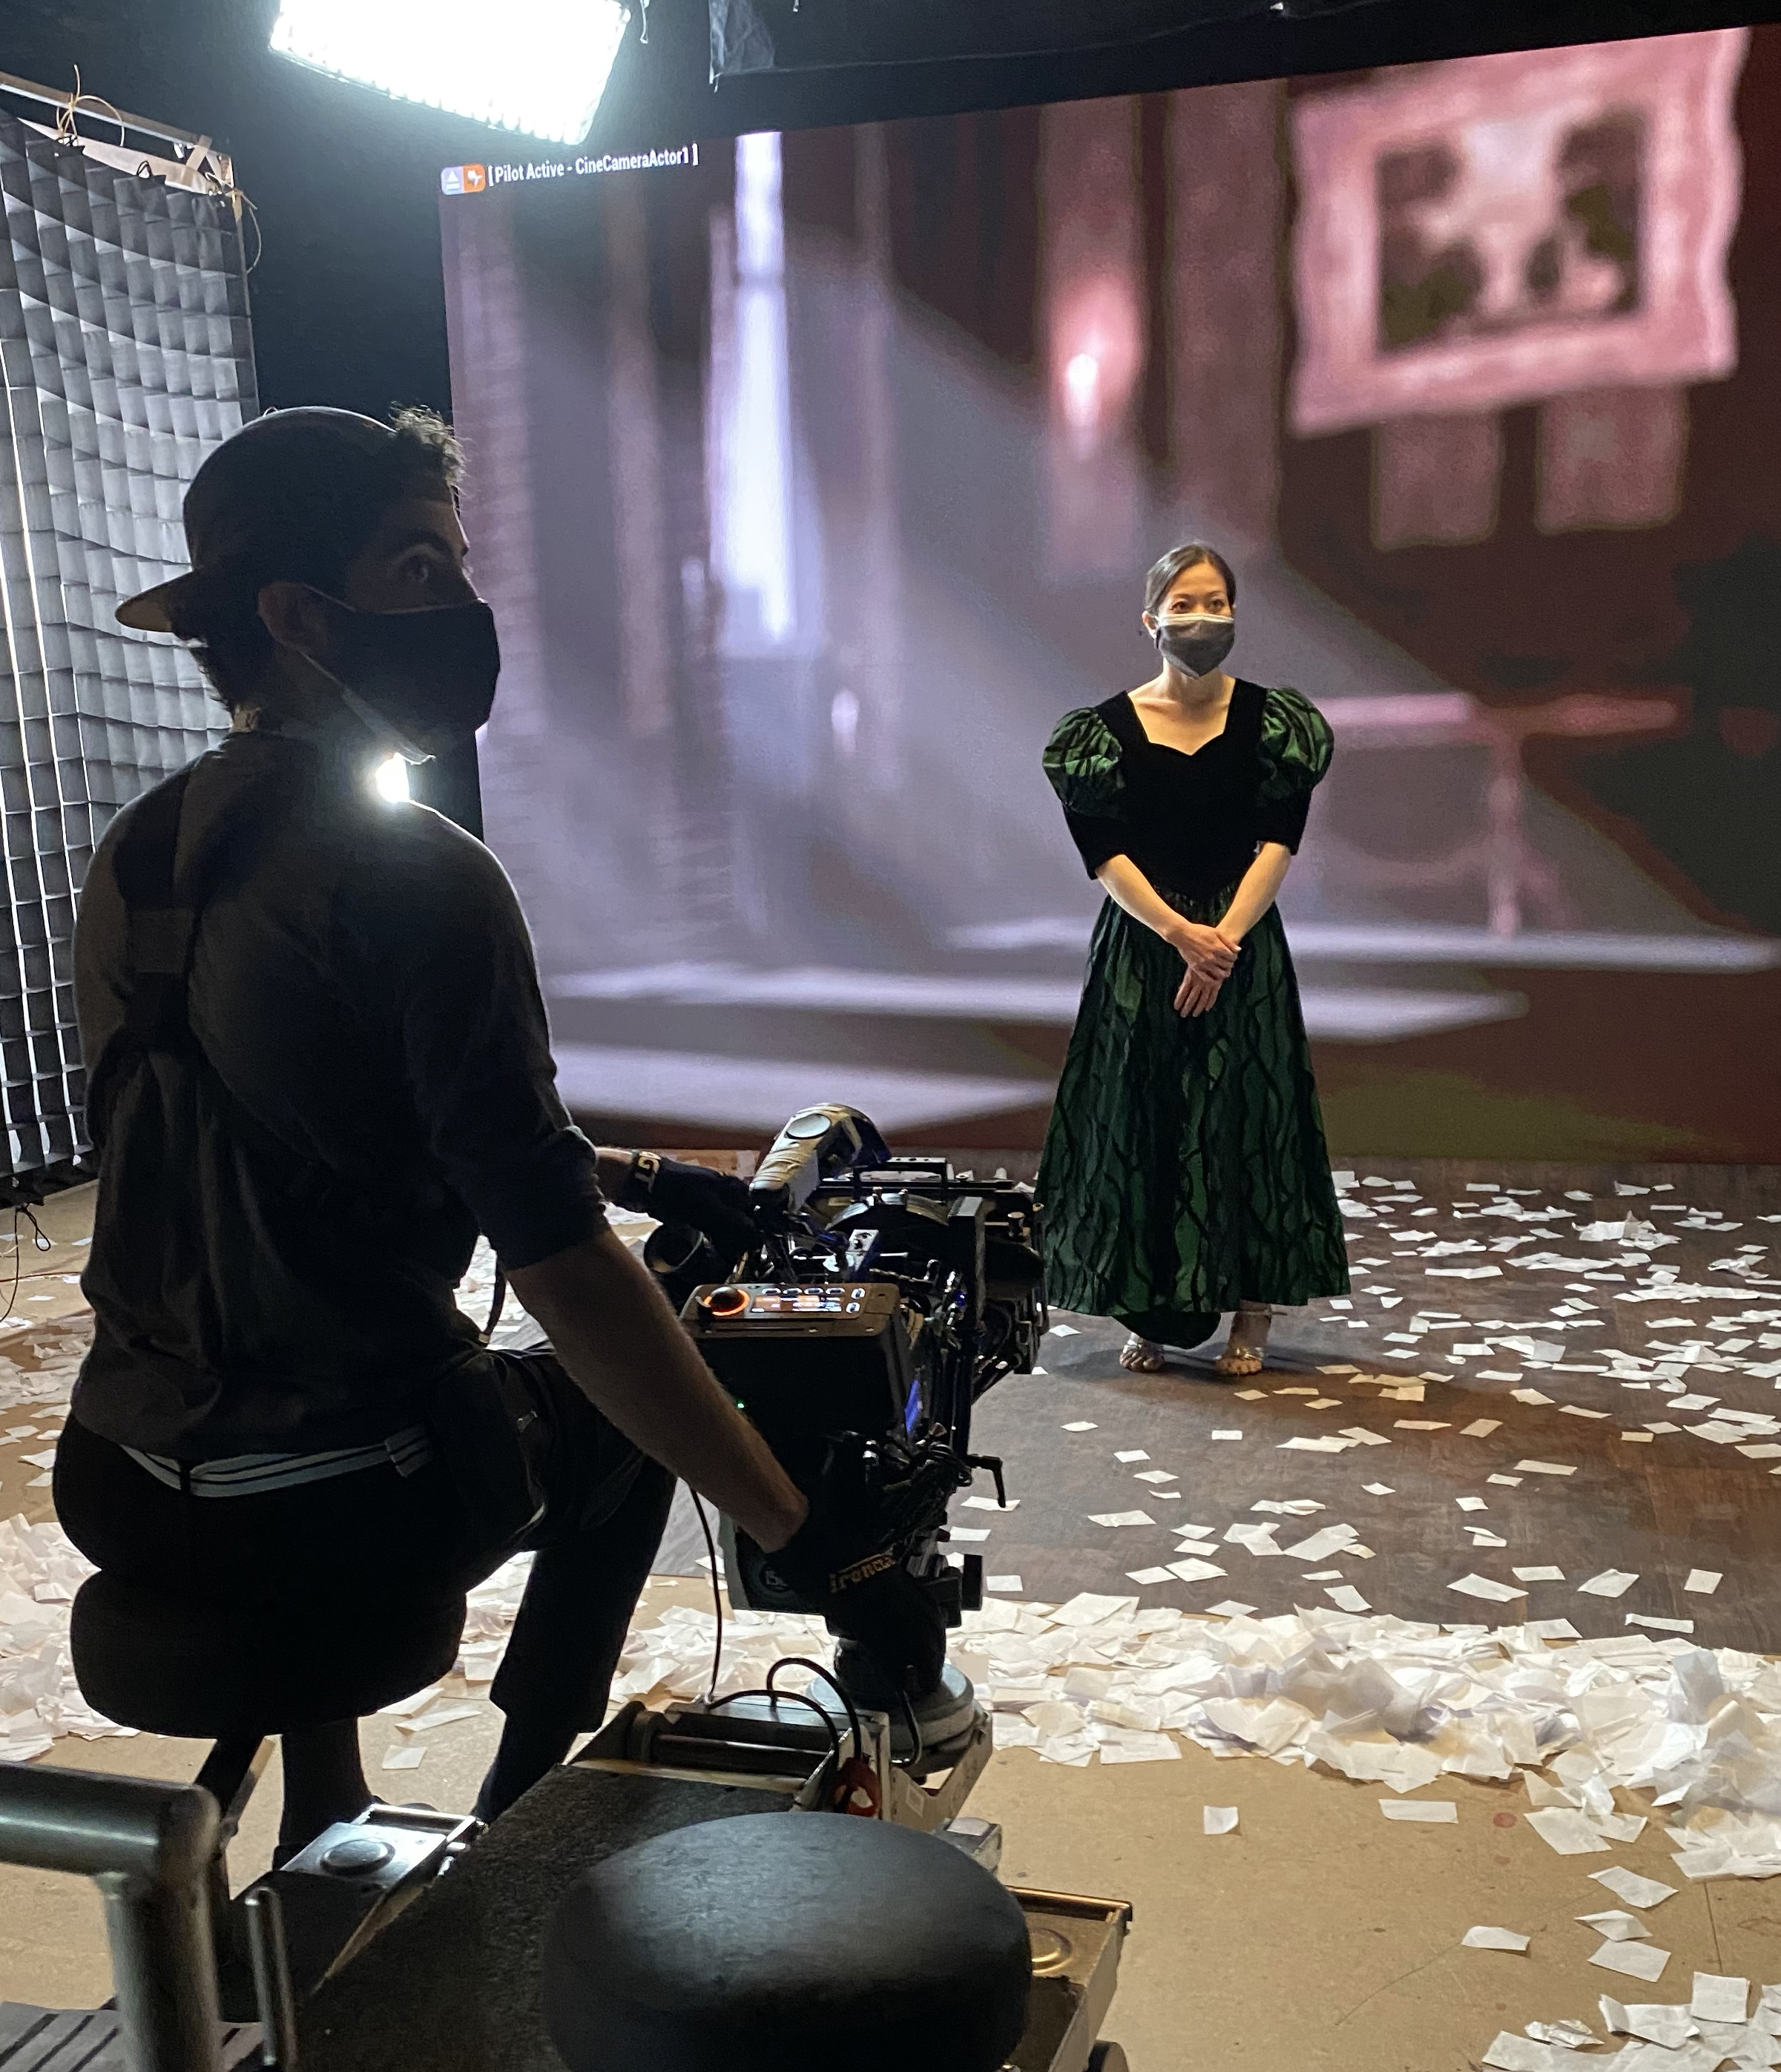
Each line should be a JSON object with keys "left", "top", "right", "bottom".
{"left": 1526, "top": 1807, "right": 1611, "bottom": 1855}
{"left": 1576, "top": 1909, "right": 1647, "bottom": 1941}
{"left": 1590, "top": 1866, "right": 1676, "bottom": 1909}
{"left": 1590, "top": 1939, "right": 1670, "bottom": 1982}
{"left": 1690, "top": 1973, "right": 1749, "bottom": 2023}
{"left": 1463, "top": 1925, "right": 1531, "bottom": 1951}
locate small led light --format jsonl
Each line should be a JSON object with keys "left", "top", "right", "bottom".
{"left": 374, "top": 755, "right": 410, "bottom": 802}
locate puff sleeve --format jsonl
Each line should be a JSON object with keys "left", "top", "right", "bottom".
{"left": 1043, "top": 707, "right": 1129, "bottom": 877}
{"left": 1254, "top": 687, "right": 1334, "bottom": 853}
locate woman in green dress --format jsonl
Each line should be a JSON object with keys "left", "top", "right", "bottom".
{"left": 1036, "top": 541, "right": 1349, "bottom": 1377}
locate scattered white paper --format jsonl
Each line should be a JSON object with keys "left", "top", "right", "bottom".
{"left": 1518, "top": 1460, "right": 1578, "bottom": 1477}
{"left": 1691, "top": 1974, "right": 1750, "bottom": 2023}
{"left": 1449, "top": 1573, "right": 1527, "bottom": 1603}
{"left": 949, "top": 1528, "right": 991, "bottom": 1542}
{"left": 1590, "top": 1939, "right": 1670, "bottom": 1982}
{"left": 1099, "top": 1733, "right": 1182, "bottom": 1764}
{"left": 1047, "top": 1323, "right": 1081, "bottom": 1336}
{"left": 1326, "top": 1586, "right": 1372, "bottom": 1613}
{"left": 1481, "top": 2034, "right": 1561, "bottom": 2072}
{"left": 1061, "top": 1421, "right": 1097, "bottom": 1432}
{"left": 1463, "top": 1925, "right": 1531, "bottom": 1951}
{"left": 1203, "top": 1805, "right": 1240, "bottom": 1835}
{"left": 1050, "top": 1594, "right": 1138, "bottom": 1627}
{"left": 1525, "top": 1807, "right": 1610, "bottom": 1855}
{"left": 1576, "top": 1909, "right": 1647, "bottom": 1941}
{"left": 1462, "top": 1419, "right": 1502, "bottom": 1436}
{"left": 1525, "top": 2019, "right": 1596, "bottom": 2050}
{"left": 398, "top": 1703, "right": 481, "bottom": 1736}
{"left": 1363, "top": 1482, "right": 1395, "bottom": 1495}
{"left": 984, "top": 1574, "right": 1024, "bottom": 1593}
{"left": 1590, "top": 1866, "right": 1676, "bottom": 1910}
{"left": 1133, "top": 1469, "right": 1178, "bottom": 1484}
{"left": 1598, "top": 1998, "right": 1696, "bottom": 2048}
{"left": 379, "top": 1684, "right": 445, "bottom": 1718}
{"left": 1088, "top": 1511, "right": 1156, "bottom": 1528}
{"left": 1114, "top": 1449, "right": 1150, "bottom": 1463}
{"left": 1210, "top": 1431, "right": 1242, "bottom": 1442}
{"left": 964, "top": 1495, "right": 1018, "bottom": 1511}
{"left": 1513, "top": 1566, "right": 1566, "bottom": 1583}
{"left": 1380, "top": 1799, "right": 1458, "bottom": 1823}
{"left": 1578, "top": 1570, "right": 1639, "bottom": 1600}
{"left": 1684, "top": 1570, "right": 1722, "bottom": 1595}
{"left": 1283, "top": 1525, "right": 1360, "bottom": 1563}
{"left": 1456, "top": 1497, "right": 1489, "bottom": 1511}
{"left": 1166, "top": 1558, "right": 1228, "bottom": 1584}
{"left": 1126, "top": 1567, "right": 1175, "bottom": 1586}
{"left": 381, "top": 1744, "right": 427, "bottom": 1771}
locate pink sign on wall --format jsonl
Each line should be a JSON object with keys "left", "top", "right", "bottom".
{"left": 1289, "top": 31, "right": 1748, "bottom": 436}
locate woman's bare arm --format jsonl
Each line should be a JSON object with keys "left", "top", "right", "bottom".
{"left": 1096, "top": 855, "right": 1238, "bottom": 975}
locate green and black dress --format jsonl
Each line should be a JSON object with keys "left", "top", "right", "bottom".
{"left": 1036, "top": 681, "right": 1349, "bottom": 1347}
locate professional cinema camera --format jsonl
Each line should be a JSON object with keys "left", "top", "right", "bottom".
{"left": 639, "top": 1104, "right": 1047, "bottom": 1766}
{"left": 0, "top": 1108, "right": 1133, "bottom": 2072}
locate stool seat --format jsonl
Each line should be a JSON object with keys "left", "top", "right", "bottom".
{"left": 70, "top": 1571, "right": 467, "bottom": 1738}
{"left": 542, "top": 1812, "right": 1032, "bottom": 2072}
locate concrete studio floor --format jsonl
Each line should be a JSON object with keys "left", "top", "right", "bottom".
{"left": 0, "top": 1163, "right": 1777, "bottom": 2069}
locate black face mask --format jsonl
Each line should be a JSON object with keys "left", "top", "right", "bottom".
{"left": 1153, "top": 613, "right": 1236, "bottom": 679}
{"left": 304, "top": 595, "right": 501, "bottom": 757}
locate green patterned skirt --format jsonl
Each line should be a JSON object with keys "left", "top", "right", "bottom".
{"left": 1036, "top": 886, "right": 1350, "bottom": 1346}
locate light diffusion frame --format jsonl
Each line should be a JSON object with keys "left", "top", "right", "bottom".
{"left": 0, "top": 102, "right": 254, "bottom": 1182}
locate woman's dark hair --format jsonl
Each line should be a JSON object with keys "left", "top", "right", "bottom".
{"left": 1142, "top": 541, "right": 1237, "bottom": 616}
{"left": 171, "top": 406, "right": 466, "bottom": 713}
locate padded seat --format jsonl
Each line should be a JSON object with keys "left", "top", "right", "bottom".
{"left": 70, "top": 1571, "right": 467, "bottom": 1739}
{"left": 542, "top": 1812, "right": 1032, "bottom": 2072}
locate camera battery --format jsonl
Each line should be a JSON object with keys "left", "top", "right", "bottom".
{"left": 682, "top": 1281, "right": 916, "bottom": 1487}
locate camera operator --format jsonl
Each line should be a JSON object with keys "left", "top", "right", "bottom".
{"left": 55, "top": 407, "right": 935, "bottom": 1860}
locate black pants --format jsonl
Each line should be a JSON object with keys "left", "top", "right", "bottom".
{"left": 55, "top": 1352, "right": 675, "bottom": 1773}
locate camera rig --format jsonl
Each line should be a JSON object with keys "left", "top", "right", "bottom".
{"left": 0, "top": 1109, "right": 1132, "bottom": 2072}
{"left": 642, "top": 1104, "right": 1046, "bottom": 1760}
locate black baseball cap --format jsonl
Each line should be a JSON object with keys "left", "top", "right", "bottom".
{"left": 116, "top": 406, "right": 422, "bottom": 634}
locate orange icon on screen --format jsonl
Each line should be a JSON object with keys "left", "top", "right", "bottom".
{"left": 441, "top": 163, "right": 487, "bottom": 196}
{"left": 462, "top": 164, "right": 487, "bottom": 191}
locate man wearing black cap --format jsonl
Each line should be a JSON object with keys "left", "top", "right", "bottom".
{"left": 56, "top": 406, "right": 939, "bottom": 1857}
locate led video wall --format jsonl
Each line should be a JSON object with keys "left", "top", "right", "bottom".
{"left": 0, "top": 107, "right": 249, "bottom": 1178}
{"left": 443, "top": 27, "right": 1781, "bottom": 1161}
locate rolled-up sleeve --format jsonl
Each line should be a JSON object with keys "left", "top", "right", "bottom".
{"left": 356, "top": 818, "right": 608, "bottom": 1270}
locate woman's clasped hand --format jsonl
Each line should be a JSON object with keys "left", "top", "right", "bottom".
{"left": 1169, "top": 918, "right": 1240, "bottom": 1018}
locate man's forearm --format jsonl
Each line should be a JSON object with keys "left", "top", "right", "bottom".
{"left": 507, "top": 1227, "right": 806, "bottom": 1551}
{"left": 592, "top": 1146, "right": 639, "bottom": 1201}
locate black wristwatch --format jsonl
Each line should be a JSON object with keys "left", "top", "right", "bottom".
{"left": 621, "top": 1149, "right": 662, "bottom": 1212}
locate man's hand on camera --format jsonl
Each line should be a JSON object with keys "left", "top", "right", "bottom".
{"left": 769, "top": 1497, "right": 946, "bottom": 1699}
{"left": 614, "top": 1152, "right": 757, "bottom": 1262}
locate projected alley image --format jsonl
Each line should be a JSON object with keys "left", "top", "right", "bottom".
{"left": 440, "top": 28, "right": 1781, "bottom": 1159}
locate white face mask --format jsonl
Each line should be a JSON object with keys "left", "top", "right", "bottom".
{"left": 1153, "top": 612, "right": 1235, "bottom": 676}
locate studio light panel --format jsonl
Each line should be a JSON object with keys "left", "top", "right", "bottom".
{"left": 0, "top": 108, "right": 254, "bottom": 1178}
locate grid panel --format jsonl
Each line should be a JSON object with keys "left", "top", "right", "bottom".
{"left": 0, "top": 110, "right": 255, "bottom": 1178}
